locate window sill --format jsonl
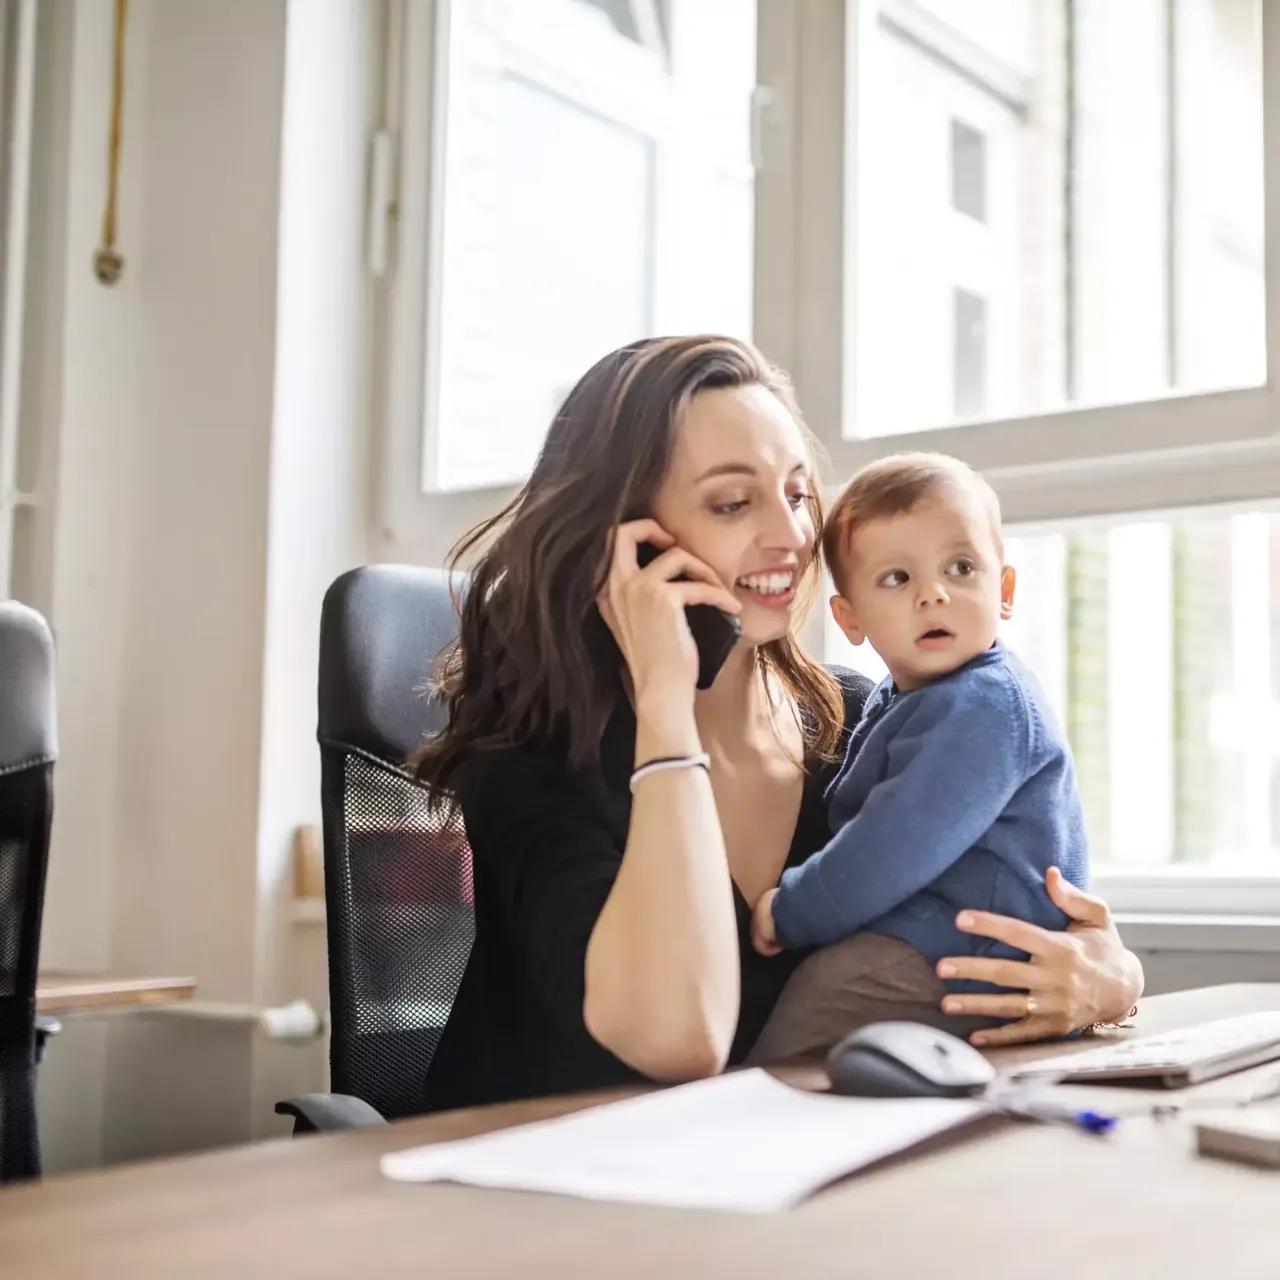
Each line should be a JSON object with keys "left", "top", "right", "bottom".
{"left": 1116, "top": 912, "right": 1280, "bottom": 954}
{"left": 290, "top": 898, "right": 1277, "bottom": 952}
{"left": 1093, "top": 873, "right": 1280, "bottom": 918}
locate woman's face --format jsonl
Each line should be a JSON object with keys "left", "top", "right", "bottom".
{"left": 648, "top": 384, "right": 817, "bottom": 647}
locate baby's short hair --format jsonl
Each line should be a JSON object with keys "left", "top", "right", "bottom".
{"left": 822, "top": 451, "right": 1003, "bottom": 589}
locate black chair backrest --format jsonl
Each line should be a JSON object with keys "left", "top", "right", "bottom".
{"left": 317, "top": 566, "right": 475, "bottom": 1120}
{"left": 0, "top": 601, "right": 57, "bottom": 1181}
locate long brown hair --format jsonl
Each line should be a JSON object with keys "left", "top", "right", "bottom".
{"left": 413, "top": 335, "right": 845, "bottom": 805}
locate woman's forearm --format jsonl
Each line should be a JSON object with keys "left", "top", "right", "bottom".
{"left": 583, "top": 700, "right": 741, "bottom": 1081}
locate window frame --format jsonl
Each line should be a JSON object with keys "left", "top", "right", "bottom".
{"left": 821, "top": 0, "right": 1280, "bottom": 498}
{"left": 0, "top": 0, "right": 38, "bottom": 599}
{"left": 378, "top": 0, "right": 1280, "bottom": 910}
{"left": 377, "top": 0, "right": 724, "bottom": 551}
{"left": 820, "top": 0, "right": 1280, "bottom": 912}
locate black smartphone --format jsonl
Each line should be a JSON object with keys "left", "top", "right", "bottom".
{"left": 636, "top": 542, "right": 741, "bottom": 690}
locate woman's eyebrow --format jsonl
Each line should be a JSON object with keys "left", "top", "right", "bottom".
{"left": 693, "top": 460, "right": 808, "bottom": 483}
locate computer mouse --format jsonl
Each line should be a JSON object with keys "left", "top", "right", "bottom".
{"left": 826, "top": 1021, "right": 997, "bottom": 1099}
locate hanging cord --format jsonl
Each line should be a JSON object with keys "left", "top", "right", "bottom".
{"left": 93, "top": 0, "right": 128, "bottom": 285}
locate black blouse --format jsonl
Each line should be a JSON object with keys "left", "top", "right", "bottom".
{"left": 422, "top": 666, "right": 873, "bottom": 1112}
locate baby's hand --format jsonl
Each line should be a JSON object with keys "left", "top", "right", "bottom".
{"left": 752, "top": 888, "right": 781, "bottom": 956}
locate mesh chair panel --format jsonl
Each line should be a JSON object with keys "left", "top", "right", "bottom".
{"left": 0, "top": 1012, "right": 37, "bottom": 1183}
{"left": 0, "top": 821, "right": 31, "bottom": 1001}
{"left": 0, "top": 762, "right": 53, "bottom": 1182}
{"left": 322, "top": 746, "right": 475, "bottom": 1120}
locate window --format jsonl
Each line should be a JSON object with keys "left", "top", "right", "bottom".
{"left": 829, "top": 508, "right": 1280, "bottom": 876}
{"left": 0, "top": 0, "right": 39, "bottom": 602}
{"left": 949, "top": 118, "right": 986, "bottom": 221}
{"left": 574, "top": 0, "right": 643, "bottom": 43}
{"left": 572, "top": 0, "right": 667, "bottom": 48}
{"left": 819, "top": 0, "right": 1280, "bottom": 907}
{"left": 851, "top": 0, "right": 1264, "bottom": 440}
{"left": 386, "top": 0, "right": 1280, "bottom": 906}
{"left": 952, "top": 287, "right": 987, "bottom": 416}
{"left": 415, "top": 0, "right": 756, "bottom": 492}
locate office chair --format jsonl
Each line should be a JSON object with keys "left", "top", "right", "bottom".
{"left": 277, "top": 566, "right": 475, "bottom": 1134}
{"left": 0, "top": 601, "right": 59, "bottom": 1182}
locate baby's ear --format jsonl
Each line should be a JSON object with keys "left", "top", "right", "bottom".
{"left": 829, "top": 594, "right": 864, "bottom": 645}
{"left": 999, "top": 565, "right": 1017, "bottom": 620}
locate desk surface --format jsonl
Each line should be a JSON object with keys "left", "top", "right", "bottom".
{"left": 35, "top": 972, "right": 196, "bottom": 1015}
{"left": 4, "top": 983, "right": 1280, "bottom": 1280}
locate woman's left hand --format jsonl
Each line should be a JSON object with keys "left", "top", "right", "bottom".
{"left": 934, "top": 867, "right": 1145, "bottom": 1046}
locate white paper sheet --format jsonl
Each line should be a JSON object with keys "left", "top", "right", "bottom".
{"left": 380, "top": 1069, "right": 987, "bottom": 1213}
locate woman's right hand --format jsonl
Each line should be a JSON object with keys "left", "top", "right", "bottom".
{"left": 597, "top": 519, "right": 741, "bottom": 706}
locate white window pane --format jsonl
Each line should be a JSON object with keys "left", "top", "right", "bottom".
{"left": 430, "top": 0, "right": 755, "bottom": 492}
{"left": 436, "top": 75, "right": 654, "bottom": 490}
{"left": 853, "top": 0, "right": 1263, "bottom": 439}
{"left": 1005, "top": 512, "right": 1277, "bottom": 872}
{"left": 828, "top": 506, "right": 1280, "bottom": 872}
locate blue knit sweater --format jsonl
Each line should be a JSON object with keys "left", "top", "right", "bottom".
{"left": 772, "top": 643, "right": 1089, "bottom": 985}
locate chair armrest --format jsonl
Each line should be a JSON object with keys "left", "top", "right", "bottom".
{"left": 275, "top": 1092, "right": 387, "bottom": 1135}
{"left": 34, "top": 1015, "right": 61, "bottom": 1065}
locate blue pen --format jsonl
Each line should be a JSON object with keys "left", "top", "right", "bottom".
{"left": 986, "top": 1084, "right": 1118, "bottom": 1135}
{"left": 1018, "top": 1099, "right": 1117, "bottom": 1135}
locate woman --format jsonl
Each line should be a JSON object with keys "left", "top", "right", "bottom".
{"left": 415, "top": 335, "right": 1143, "bottom": 1112}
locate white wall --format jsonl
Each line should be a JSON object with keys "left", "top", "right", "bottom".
{"left": 99, "top": 0, "right": 284, "bottom": 1163}
{"left": 27, "top": 0, "right": 151, "bottom": 1172}
{"left": 29, "top": 0, "right": 377, "bottom": 1171}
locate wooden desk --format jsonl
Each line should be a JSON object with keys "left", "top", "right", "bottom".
{"left": 35, "top": 973, "right": 196, "bottom": 1015}
{"left": 3, "top": 984, "right": 1280, "bottom": 1280}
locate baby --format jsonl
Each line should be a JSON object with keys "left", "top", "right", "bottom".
{"left": 749, "top": 452, "right": 1089, "bottom": 1061}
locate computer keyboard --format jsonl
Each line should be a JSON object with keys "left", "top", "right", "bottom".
{"left": 1010, "top": 1011, "right": 1280, "bottom": 1087}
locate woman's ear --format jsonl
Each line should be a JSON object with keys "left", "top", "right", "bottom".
{"left": 1000, "top": 565, "right": 1017, "bottom": 620}
{"left": 829, "top": 594, "right": 864, "bottom": 645}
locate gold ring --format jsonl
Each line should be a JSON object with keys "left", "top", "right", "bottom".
{"left": 1026, "top": 994, "right": 1038, "bottom": 1017}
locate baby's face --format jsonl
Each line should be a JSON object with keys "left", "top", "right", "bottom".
{"left": 830, "top": 488, "right": 1014, "bottom": 690}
